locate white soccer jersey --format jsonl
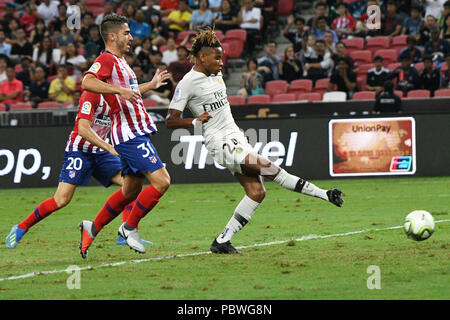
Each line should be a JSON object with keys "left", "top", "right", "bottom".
{"left": 169, "top": 69, "right": 239, "bottom": 144}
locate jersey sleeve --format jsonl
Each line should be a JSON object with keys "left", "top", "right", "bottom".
{"left": 168, "top": 80, "right": 191, "bottom": 112}
{"left": 85, "top": 53, "right": 115, "bottom": 81}
{"left": 77, "top": 91, "right": 100, "bottom": 122}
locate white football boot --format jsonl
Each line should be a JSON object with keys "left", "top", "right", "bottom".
{"left": 118, "top": 223, "right": 146, "bottom": 253}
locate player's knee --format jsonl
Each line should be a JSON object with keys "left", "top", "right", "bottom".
{"left": 247, "top": 188, "right": 265, "bottom": 203}
{"left": 54, "top": 194, "right": 72, "bottom": 208}
{"left": 154, "top": 176, "right": 171, "bottom": 194}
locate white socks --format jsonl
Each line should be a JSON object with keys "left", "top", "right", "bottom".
{"left": 273, "top": 169, "right": 328, "bottom": 201}
{"left": 216, "top": 195, "right": 260, "bottom": 244}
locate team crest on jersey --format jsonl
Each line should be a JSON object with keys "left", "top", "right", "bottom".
{"left": 89, "top": 62, "right": 101, "bottom": 73}
{"left": 69, "top": 171, "right": 76, "bottom": 178}
{"left": 81, "top": 101, "right": 92, "bottom": 115}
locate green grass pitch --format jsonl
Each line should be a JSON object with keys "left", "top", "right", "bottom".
{"left": 0, "top": 177, "right": 448, "bottom": 299}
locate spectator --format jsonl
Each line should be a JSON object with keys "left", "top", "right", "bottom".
{"left": 334, "top": 41, "right": 355, "bottom": 72}
{"left": 311, "top": 16, "right": 339, "bottom": 44}
{"left": 440, "top": 13, "right": 450, "bottom": 39}
{"left": 160, "top": 0, "right": 180, "bottom": 16}
{"left": 304, "top": 39, "right": 334, "bottom": 82}
{"left": 366, "top": 55, "right": 391, "bottom": 94}
{"left": 439, "top": 1, "right": 450, "bottom": 27}
{"left": 254, "top": 0, "right": 278, "bottom": 36}
{"left": 48, "top": 64, "right": 76, "bottom": 103}
{"left": 10, "top": 28, "right": 34, "bottom": 63}
{"left": 443, "top": 52, "right": 450, "bottom": 87}
{"left": 25, "top": 66, "right": 50, "bottom": 107}
{"left": 422, "top": 0, "right": 447, "bottom": 22}
{"left": 6, "top": 18, "right": 20, "bottom": 42}
{"left": 398, "top": 35, "right": 423, "bottom": 63}
{"left": 299, "top": 33, "right": 318, "bottom": 67}
{"left": 1, "top": 4, "right": 18, "bottom": 35}
{"left": 348, "top": 0, "right": 367, "bottom": 20}
{"left": 124, "top": 52, "right": 137, "bottom": 68}
{"left": 145, "top": 64, "right": 173, "bottom": 105}
{"left": 59, "top": 42, "right": 87, "bottom": 78}
{"left": 425, "top": 26, "right": 450, "bottom": 56}
{"left": 150, "top": 13, "right": 170, "bottom": 47}
{"left": 63, "top": 90, "right": 81, "bottom": 109}
{"left": 323, "top": 31, "right": 337, "bottom": 54}
{"left": 168, "top": 45, "right": 193, "bottom": 85}
{"left": 20, "top": 2, "right": 40, "bottom": 36}
{"left": 147, "top": 50, "right": 164, "bottom": 79}
{"left": 16, "top": 56, "right": 34, "bottom": 90}
{"left": 420, "top": 14, "right": 439, "bottom": 45}
{"left": 402, "top": 5, "right": 423, "bottom": 39}
{"left": 238, "top": 0, "right": 262, "bottom": 55}
{"left": 329, "top": 0, "right": 345, "bottom": 21}
{"left": 257, "top": 41, "right": 282, "bottom": 82}
{"left": 29, "top": 19, "right": 49, "bottom": 47}
{"left": 55, "top": 24, "right": 76, "bottom": 48}
{"left": 121, "top": 1, "right": 137, "bottom": 20}
{"left": 209, "top": 0, "right": 223, "bottom": 17}
{"left": 307, "top": 2, "right": 331, "bottom": 30}
{"left": 190, "top": 0, "right": 214, "bottom": 31}
{"left": 76, "top": 12, "right": 96, "bottom": 44}
{"left": 133, "top": 65, "right": 150, "bottom": 84}
{"left": 0, "top": 65, "right": 24, "bottom": 106}
{"left": 391, "top": 52, "right": 420, "bottom": 96}
{"left": 238, "top": 57, "right": 265, "bottom": 96}
{"left": 84, "top": 25, "right": 105, "bottom": 59}
{"left": 0, "top": 55, "right": 8, "bottom": 83}
{"left": 95, "top": 2, "right": 115, "bottom": 25}
{"left": 279, "top": 45, "right": 303, "bottom": 83}
{"left": 373, "top": 80, "right": 402, "bottom": 113}
{"left": 215, "top": 0, "right": 239, "bottom": 33}
{"left": 332, "top": 3, "right": 355, "bottom": 39}
{"left": 33, "top": 36, "right": 60, "bottom": 71}
{"left": 130, "top": 9, "right": 152, "bottom": 42}
{"left": 0, "top": 30, "right": 12, "bottom": 57}
{"left": 381, "top": 1, "right": 403, "bottom": 37}
{"left": 167, "top": 0, "right": 192, "bottom": 36}
{"left": 162, "top": 38, "right": 179, "bottom": 67}
{"left": 37, "top": 0, "right": 59, "bottom": 27}
{"left": 283, "top": 15, "right": 307, "bottom": 54}
{"left": 136, "top": 37, "right": 153, "bottom": 73}
{"left": 328, "top": 57, "right": 357, "bottom": 98}
{"left": 189, "top": 0, "right": 200, "bottom": 10}
{"left": 48, "top": 3, "right": 69, "bottom": 34}
{"left": 419, "top": 55, "right": 442, "bottom": 95}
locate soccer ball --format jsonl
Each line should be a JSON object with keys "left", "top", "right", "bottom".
{"left": 403, "top": 210, "right": 435, "bottom": 241}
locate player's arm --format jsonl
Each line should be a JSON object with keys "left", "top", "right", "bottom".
{"left": 78, "top": 119, "right": 119, "bottom": 157}
{"left": 165, "top": 109, "right": 212, "bottom": 129}
{"left": 82, "top": 73, "right": 141, "bottom": 104}
{"left": 138, "top": 69, "right": 170, "bottom": 95}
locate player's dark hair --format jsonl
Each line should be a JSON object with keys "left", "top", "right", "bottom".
{"left": 100, "top": 14, "right": 129, "bottom": 43}
{"left": 190, "top": 27, "right": 222, "bottom": 58}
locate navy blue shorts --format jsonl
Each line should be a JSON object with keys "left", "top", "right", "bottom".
{"left": 59, "top": 151, "right": 121, "bottom": 187}
{"left": 114, "top": 135, "right": 164, "bottom": 178}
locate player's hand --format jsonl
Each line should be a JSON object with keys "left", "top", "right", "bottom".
{"left": 198, "top": 112, "right": 212, "bottom": 123}
{"left": 150, "top": 68, "right": 170, "bottom": 89}
{"left": 119, "top": 87, "right": 141, "bottom": 103}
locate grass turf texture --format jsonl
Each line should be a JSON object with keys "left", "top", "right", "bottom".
{"left": 0, "top": 177, "right": 448, "bottom": 299}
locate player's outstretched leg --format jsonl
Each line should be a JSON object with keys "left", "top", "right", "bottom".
{"left": 6, "top": 225, "right": 27, "bottom": 249}
{"left": 79, "top": 220, "right": 96, "bottom": 259}
{"left": 117, "top": 201, "right": 153, "bottom": 246}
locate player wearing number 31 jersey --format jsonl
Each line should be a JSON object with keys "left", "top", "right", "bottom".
{"left": 6, "top": 91, "right": 151, "bottom": 249}
{"left": 166, "top": 28, "right": 344, "bottom": 254}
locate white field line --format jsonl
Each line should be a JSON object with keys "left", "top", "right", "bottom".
{"left": 1, "top": 219, "right": 449, "bottom": 283}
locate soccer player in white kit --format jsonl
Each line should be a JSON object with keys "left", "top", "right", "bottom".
{"left": 166, "top": 29, "right": 344, "bottom": 254}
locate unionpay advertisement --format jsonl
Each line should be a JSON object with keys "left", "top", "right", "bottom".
{"left": 329, "top": 117, "right": 416, "bottom": 177}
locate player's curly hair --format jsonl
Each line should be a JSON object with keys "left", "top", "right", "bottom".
{"left": 190, "top": 27, "right": 222, "bottom": 58}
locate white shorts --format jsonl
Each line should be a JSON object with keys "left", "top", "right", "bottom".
{"left": 205, "top": 130, "right": 253, "bottom": 174}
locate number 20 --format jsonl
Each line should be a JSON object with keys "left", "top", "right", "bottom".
{"left": 137, "top": 142, "right": 155, "bottom": 158}
{"left": 66, "top": 157, "right": 83, "bottom": 170}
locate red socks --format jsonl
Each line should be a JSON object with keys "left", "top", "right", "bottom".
{"left": 122, "top": 201, "right": 134, "bottom": 223}
{"left": 18, "top": 197, "right": 59, "bottom": 231}
{"left": 93, "top": 189, "right": 131, "bottom": 233}
{"left": 126, "top": 185, "right": 163, "bottom": 228}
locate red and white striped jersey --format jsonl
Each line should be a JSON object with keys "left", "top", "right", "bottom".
{"left": 65, "top": 91, "right": 111, "bottom": 153}
{"left": 85, "top": 50, "right": 157, "bottom": 146}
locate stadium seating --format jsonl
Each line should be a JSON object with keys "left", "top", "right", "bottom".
{"left": 296, "top": 92, "right": 322, "bottom": 102}
{"left": 406, "top": 89, "right": 431, "bottom": 99}
{"left": 37, "top": 102, "right": 60, "bottom": 109}
{"left": 224, "top": 29, "right": 247, "bottom": 43}
{"left": 271, "top": 93, "right": 297, "bottom": 103}
{"left": 142, "top": 99, "right": 158, "bottom": 107}
{"left": 365, "top": 36, "right": 390, "bottom": 55}
{"left": 264, "top": 80, "right": 288, "bottom": 97}
{"left": 357, "top": 74, "right": 367, "bottom": 91}
{"left": 246, "top": 95, "right": 271, "bottom": 105}
{"left": 395, "top": 90, "right": 405, "bottom": 98}
{"left": 9, "top": 103, "right": 33, "bottom": 110}
{"left": 352, "top": 91, "right": 376, "bottom": 100}
{"left": 342, "top": 37, "right": 365, "bottom": 55}
{"left": 434, "top": 88, "right": 450, "bottom": 97}
{"left": 349, "top": 50, "right": 372, "bottom": 65}
{"left": 0, "top": 103, "right": 6, "bottom": 112}
{"left": 387, "top": 62, "right": 401, "bottom": 71}
{"left": 214, "top": 30, "right": 224, "bottom": 42}
{"left": 287, "top": 79, "right": 313, "bottom": 93}
{"left": 391, "top": 35, "right": 408, "bottom": 54}
{"left": 176, "top": 31, "right": 197, "bottom": 45}
{"left": 357, "top": 63, "right": 375, "bottom": 75}
{"left": 227, "top": 95, "right": 246, "bottom": 105}
{"left": 277, "top": 0, "right": 294, "bottom": 16}
{"left": 313, "top": 78, "right": 330, "bottom": 94}
{"left": 374, "top": 49, "right": 397, "bottom": 65}
{"left": 322, "top": 91, "right": 347, "bottom": 102}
